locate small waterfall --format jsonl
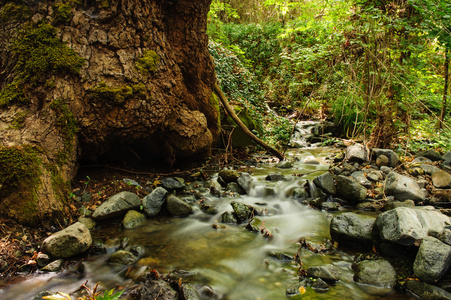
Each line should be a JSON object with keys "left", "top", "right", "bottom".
{"left": 289, "top": 120, "right": 319, "bottom": 148}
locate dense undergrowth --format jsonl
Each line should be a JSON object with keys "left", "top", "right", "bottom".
{"left": 208, "top": 0, "right": 451, "bottom": 153}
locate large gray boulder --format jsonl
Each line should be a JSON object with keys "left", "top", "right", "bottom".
{"left": 167, "top": 195, "right": 193, "bottom": 217}
{"left": 142, "top": 187, "right": 168, "bottom": 217}
{"left": 432, "top": 171, "right": 451, "bottom": 189}
{"left": 384, "top": 172, "right": 425, "bottom": 202}
{"left": 353, "top": 260, "right": 397, "bottom": 295}
{"left": 92, "top": 191, "right": 141, "bottom": 220}
{"left": 413, "top": 236, "right": 451, "bottom": 283}
{"left": 372, "top": 149, "right": 399, "bottom": 167}
{"left": 373, "top": 207, "right": 451, "bottom": 247}
{"left": 330, "top": 212, "right": 375, "bottom": 249}
{"left": 313, "top": 172, "right": 336, "bottom": 195}
{"left": 335, "top": 175, "right": 367, "bottom": 203}
{"left": 346, "top": 143, "right": 369, "bottom": 163}
{"left": 42, "top": 222, "right": 92, "bottom": 258}
{"left": 406, "top": 280, "right": 451, "bottom": 300}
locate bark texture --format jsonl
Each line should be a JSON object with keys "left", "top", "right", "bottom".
{"left": 0, "top": 0, "right": 217, "bottom": 225}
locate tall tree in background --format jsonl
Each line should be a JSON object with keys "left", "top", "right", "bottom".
{"left": 413, "top": 0, "right": 451, "bottom": 128}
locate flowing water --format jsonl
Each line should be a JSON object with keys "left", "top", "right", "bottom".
{"left": 0, "top": 123, "right": 415, "bottom": 299}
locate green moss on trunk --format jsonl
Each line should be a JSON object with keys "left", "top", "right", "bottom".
{"left": 0, "top": 145, "right": 42, "bottom": 225}
{"left": 0, "top": 22, "right": 85, "bottom": 107}
{"left": 50, "top": 99, "right": 78, "bottom": 165}
{"left": 0, "top": 2, "right": 31, "bottom": 21}
{"left": 88, "top": 81, "right": 148, "bottom": 105}
{"left": 135, "top": 50, "right": 160, "bottom": 75}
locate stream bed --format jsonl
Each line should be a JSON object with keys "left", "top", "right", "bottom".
{"left": 0, "top": 131, "right": 417, "bottom": 299}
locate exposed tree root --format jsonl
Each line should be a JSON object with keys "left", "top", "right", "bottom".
{"left": 214, "top": 83, "right": 284, "bottom": 160}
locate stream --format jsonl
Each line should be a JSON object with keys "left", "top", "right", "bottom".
{"left": 0, "top": 122, "right": 415, "bottom": 299}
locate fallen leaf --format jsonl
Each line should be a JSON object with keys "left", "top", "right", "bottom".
{"left": 299, "top": 286, "right": 306, "bottom": 294}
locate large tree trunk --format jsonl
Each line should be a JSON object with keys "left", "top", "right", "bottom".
{"left": 0, "top": 0, "right": 217, "bottom": 225}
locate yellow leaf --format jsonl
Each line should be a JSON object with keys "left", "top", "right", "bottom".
{"left": 42, "top": 292, "right": 71, "bottom": 300}
{"left": 299, "top": 286, "right": 306, "bottom": 294}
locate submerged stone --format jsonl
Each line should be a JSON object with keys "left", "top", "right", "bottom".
{"left": 307, "top": 264, "right": 340, "bottom": 282}
{"left": 108, "top": 250, "right": 137, "bottom": 265}
{"left": 122, "top": 210, "right": 146, "bottom": 229}
{"left": 313, "top": 171, "right": 336, "bottom": 195}
{"left": 354, "top": 260, "right": 397, "bottom": 295}
{"left": 405, "top": 280, "right": 451, "bottom": 300}
{"left": 167, "top": 195, "right": 192, "bottom": 217}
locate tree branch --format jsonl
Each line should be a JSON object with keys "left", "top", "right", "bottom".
{"left": 214, "top": 83, "right": 284, "bottom": 160}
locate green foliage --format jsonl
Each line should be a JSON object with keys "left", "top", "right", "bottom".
{"left": 209, "top": 41, "right": 291, "bottom": 147}
{"left": 265, "top": 117, "right": 293, "bottom": 148}
{"left": 207, "top": 0, "right": 239, "bottom": 43}
{"left": 209, "top": 0, "right": 451, "bottom": 150}
{"left": 221, "top": 22, "right": 283, "bottom": 77}
{"left": 95, "top": 288, "right": 124, "bottom": 300}
{"left": 404, "top": 118, "right": 451, "bottom": 153}
{"left": 135, "top": 50, "right": 160, "bottom": 75}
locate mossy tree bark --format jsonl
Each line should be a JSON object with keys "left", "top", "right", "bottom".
{"left": 0, "top": 0, "right": 217, "bottom": 225}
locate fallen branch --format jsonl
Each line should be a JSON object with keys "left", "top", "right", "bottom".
{"left": 214, "top": 83, "right": 284, "bottom": 161}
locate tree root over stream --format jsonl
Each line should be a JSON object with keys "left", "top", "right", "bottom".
{"left": 214, "top": 83, "right": 285, "bottom": 161}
